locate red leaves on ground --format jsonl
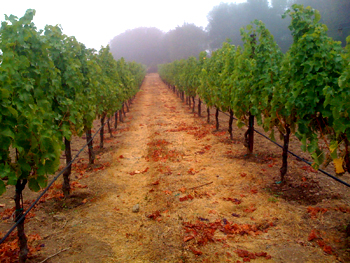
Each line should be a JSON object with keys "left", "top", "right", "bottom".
{"left": 71, "top": 162, "right": 88, "bottom": 175}
{"left": 1, "top": 200, "right": 36, "bottom": 222}
{"left": 92, "top": 162, "right": 110, "bottom": 172}
{"left": 222, "top": 197, "right": 242, "bottom": 204}
{"left": 196, "top": 145, "right": 212, "bottom": 154}
{"left": 187, "top": 168, "right": 198, "bottom": 175}
{"left": 308, "top": 229, "right": 333, "bottom": 255}
{"left": 178, "top": 187, "right": 186, "bottom": 193}
{"left": 189, "top": 246, "right": 203, "bottom": 255}
{"left": 146, "top": 139, "right": 183, "bottom": 162}
{"left": 308, "top": 229, "right": 320, "bottom": 241}
{"left": 180, "top": 194, "right": 194, "bottom": 202}
{"left": 301, "top": 165, "right": 317, "bottom": 173}
{"left": 183, "top": 219, "right": 273, "bottom": 252}
{"left": 151, "top": 180, "right": 160, "bottom": 185}
{"left": 146, "top": 211, "right": 161, "bottom": 220}
{"left": 240, "top": 173, "right": 247, "bottom": 177}
{"left": 243, "top": 205, "right": 257, "bottom": 213}
{"left": 0, "top": 232, "right": 43, "bottom": 262}
{"left": 147, "top": 139, "right": 171, "bottom": 147}
{"left": 129, "top": 166, "right": 149, "bottom": 175}
{"left": 213, "top": 131, "right": 226, "bottom": 137}
{"left": 204, "top": 145, "right": 211, "bottom": 151}
{"left": 119, "top": 155, "right": 124, "bottom": 159}
{"left": 333, "top": 206, "right": 350, "bottom": 213}
{"left": 307, "top": 207, "right": 328, "bottom": 219}
{"left": 317, "top": 240, "right": 333, "bottom": 255}
{"left": 184, "top": 235, "right": 195, "bottom": 242}
{"left": 70, "top": 181, "right": 87, "bottom": 189}
{"left": 235, "top": 249, "right": 272, "bottom": 261}
{"left": 250, "top": 188, "right": 258, "bottom": 194}
{"left": 167, "top": 122, "right": 209, "bottom": 139}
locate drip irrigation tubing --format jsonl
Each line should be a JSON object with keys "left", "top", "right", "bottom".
{"left": 0, "top": 112, "right": 120, "bottom": 245}
{"left": 173, "top": 87, "right": 350, "bottom": 188}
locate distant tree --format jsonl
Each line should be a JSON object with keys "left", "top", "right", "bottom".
{"left": 292, "top": 0, "right": 350, "bottom": 46}
{"left": 207, "top": 0, "right": 349, "bottom": 53}
{"left": 164, "top": 23, "right": 208, "bottom": 61}
{"left": 109, "top": 27, "right": 168, "bottom": 68}
{"left": 206, "top": 2, "right": 249, "bottom": 50}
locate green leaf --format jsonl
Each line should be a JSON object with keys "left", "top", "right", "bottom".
{"left": 28, "top": 178, "right": 41, "bottom": 192}
{"left": 0, "top": 180, "right": 6, "bottom": 196}
{"left": 36, "top": 175, "right": 47, "bottom": 188}
{"left": 0, "top": 127, "right": 15, "bottom": 139}
{"left": 314, "top": 10, "right": 321, "bottom": 23}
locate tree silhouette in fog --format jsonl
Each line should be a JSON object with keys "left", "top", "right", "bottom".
{"left": 164, "top": 23, "right": 207, "bottom": 61}
{"left": 110, "top": 27, "right": 167, "bottom": 67}
{"left": 206, "top": 0, "right": 349, "bottom": 52}
{"left": 110, "top": 24, "right": 207, "bottom": 68}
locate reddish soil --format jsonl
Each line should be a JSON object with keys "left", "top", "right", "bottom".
{"left": 1, "top": 73, "right": 350, "bottom": 262}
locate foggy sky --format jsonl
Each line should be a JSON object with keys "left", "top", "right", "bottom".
{"left": 1, "top": 0, "right": 246, "bottom": 50}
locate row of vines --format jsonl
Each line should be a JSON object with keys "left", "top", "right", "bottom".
{"left": 0, "top": 9, "right": 146, "bottom": 261}
{"left": 158, "top": 4, "right": 350, "bottom": 185}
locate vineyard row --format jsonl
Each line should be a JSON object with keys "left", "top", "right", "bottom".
{"left": 158, "top": 4, "right": 350, "bottom": 185}
{"left": 0, "top": 9, "right": 146, "bottom": 261}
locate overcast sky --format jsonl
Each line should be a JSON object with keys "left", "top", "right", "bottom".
{"left": 2, "top": 0, "right": 246, "bottom": 50}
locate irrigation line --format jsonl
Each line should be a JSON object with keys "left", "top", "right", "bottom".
{"left": 175, "top": 89, "right": 350, "bottom": 188}
{"left": 0, "top": 116, "right": 115, "bottom": 245}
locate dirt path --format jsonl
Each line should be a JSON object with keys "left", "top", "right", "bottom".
{"left": 2, "top": 73, "right": 350, "bottom": 262}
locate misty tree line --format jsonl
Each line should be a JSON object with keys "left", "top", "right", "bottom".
{"left": 109, "top": 0, "right": 350, "bottom": 70}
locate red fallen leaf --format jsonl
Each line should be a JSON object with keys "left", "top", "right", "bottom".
{"left": 178, "top": 187, "right": 186, "bottom": 193}
{"left": 189, "top": 246, "right": 203, "bottom": 255}
{"left": 147, "top": 211, "right": 161, "bottom": 220}
{"left": 322, "top": 245, "right": 333, "bottom": 255}
{"left": 152, "top": 180, "right": 160, "bottom": 185}
{"left": 149, "top": 189, "right": 154, "bottom": 192}
{"left": 187, "top": 168, "right": 196, "bottom": 175}
{"left": 244, "top": 205, "right": 256, "bottom": 213}
{"left": 184, "top": 235, "right": 195, "bottom": 242}
{"left": 250, "top": 188, "right": 258, "bottom": 194}
{"left": 119, "top": 155, "right": 124, "bottom": 158}
{"left": 223, "top": 197, "right": 242, "bottom": 204}
{"left": 180, "top": 194, "right": 194, "bottom": 201}
{"left": 142, "top": 167, "right": 149, "bottom": 173}
{"left": 301, "top": 176, "right": 307, "bottom": 182}
{"left": 71, "top": 181, "right": 87, "bottom": 189}
{"left": 236, "top": 249, "right": 249, "bottom": 258}
{"left": 240, "top": 173, "right": 247, "bottom": 177}
{"left": 301, "top": 165, "right": 317, "bottom": 173}
{"left": 307, "top": 207, "right": 328, "bottom": 219}
{"left": 204, "top": 145, "right": 211, "bottom": 150}
{"left": 265, "top": 255, "right": 272, "bottom": 259}
{"left": 255, "top": 252, "right": 267, "bottom": 257}
{"left": 308, "top": 229, "right": 319, "bottom": 241}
